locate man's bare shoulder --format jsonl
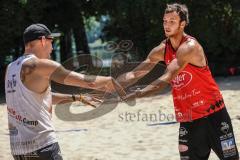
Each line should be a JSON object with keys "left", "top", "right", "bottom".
{"left": 148, "top": 40, "right": 166, "bottom": 62}
{"left": 177, "top": 38, "right": 206, "bottom": 66}
{"left": 23, "top": 57, "right": 59, "bottom": 67}
{"left": 22, "top": 57, "right": 61, "bottom": 77}
{"left": 22, "top": 56, "right": 37, "bottom": 70}
{"left": 152, "top": 40, "right": 166, "bottom": 54}
{"left": 177, "top": 38, "right": 203, "bottom": 57}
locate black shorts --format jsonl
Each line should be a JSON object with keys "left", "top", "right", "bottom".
{"left": 13, "top": 142, "right": 63, "bottom": 160}
{"left": 179, "top": 107, "right": 239, "bottom": 160}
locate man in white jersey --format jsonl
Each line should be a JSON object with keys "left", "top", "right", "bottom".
{"left": 5, "top": 23, "right": 125, "bottom": 160}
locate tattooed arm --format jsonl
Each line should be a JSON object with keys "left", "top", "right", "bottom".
{"left": 20, "top": 57, "right": 124, "bottom": 95}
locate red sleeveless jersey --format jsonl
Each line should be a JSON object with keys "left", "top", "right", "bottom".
{"left": 164, "top": 35, "right": 225, "bottom": 122}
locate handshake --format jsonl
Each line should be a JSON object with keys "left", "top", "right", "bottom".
{"left": 75, "top": 77, "right": 134, "bottom": 108}
{"left": 74, "top": 73, "right": 168, "bottom": 108}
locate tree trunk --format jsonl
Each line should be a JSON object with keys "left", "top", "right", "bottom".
{"left": 73, "top": 14, "right": 90, "bottom": 55}
{"left": 60, "top": 29, "right": 72, "bottom": 63}
{"left": 73, "top": 13, "right": 93, "bottom": 68}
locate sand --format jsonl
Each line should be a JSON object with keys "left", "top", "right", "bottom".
{"left": 0, "top": 76, "right": 239, "bottom": 160}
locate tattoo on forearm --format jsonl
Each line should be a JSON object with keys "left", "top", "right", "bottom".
{"left": 50, "top": 65, "right": 71, "bottom": 83}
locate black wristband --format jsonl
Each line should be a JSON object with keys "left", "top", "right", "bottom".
{"left": 72, "top": 94, "right": 76, "bottom": 101}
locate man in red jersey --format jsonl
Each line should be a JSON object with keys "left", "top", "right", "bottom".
{"left": 117, "top": 3, "right": 239, "bottom": 160}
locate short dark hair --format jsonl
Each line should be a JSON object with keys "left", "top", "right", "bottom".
{"left": 165, "top": 3, "right": 189, "bottom": 25}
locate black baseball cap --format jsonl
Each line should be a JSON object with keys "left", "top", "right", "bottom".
{"left": 23, "top": 23, "right": 59, "bottom": 44}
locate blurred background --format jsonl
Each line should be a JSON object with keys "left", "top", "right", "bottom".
{"left": 0, "top": 0, "right": 240, "bottom": 96}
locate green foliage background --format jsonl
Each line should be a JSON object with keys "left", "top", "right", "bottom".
{"left": 0, "top": 0, "right": 239, "bottom": 78}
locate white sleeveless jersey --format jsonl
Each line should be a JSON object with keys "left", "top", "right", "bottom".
{"left": 5, "top": 54, "right": 57, "bottom": 155}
